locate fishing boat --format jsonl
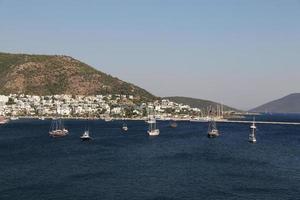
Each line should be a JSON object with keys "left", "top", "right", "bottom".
{"left": 0, "top": 116, "right": 9, "bottom": 124}
{"left": 80, "top": 130, "right": 92, "bottom": 141}
{"left": 249, "top": 118, "right": 257, "bottom": 143}
{"left": 207, "top": 119, "right": 219, "bottom": 138}
{"left": 148, "top": 117, "right": 160, "bottom": 136}
{"left": 49, "top": 118, "right": 68, "bottom": 137}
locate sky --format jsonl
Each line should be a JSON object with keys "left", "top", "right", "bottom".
{"left": 0, "top": 0, "right": 299, "bottom": 110}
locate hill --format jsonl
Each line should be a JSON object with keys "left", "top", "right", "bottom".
{"left": 0, "top": 52, "right": 156, "bottom": 101}
{"left": 165, "top": 96, "right": 239, "bottom": 112}
{"left": 250, "top": 93, "right": 300, "bottom": 113}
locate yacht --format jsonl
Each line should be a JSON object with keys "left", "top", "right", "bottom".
{"left": 148, "top": 118, "right": 160, "bottom": 136}
{"left": 49, "top": 118, "right": 69, "bottom": 137}
{"left": 10, "top": 116, "right": 19, "bottom": 121}
{"left": 249, "top": 118, "right": 257, "bottom": 143}
{"left": 122, "top": 123, "right": 128, "bottom": 131}
{"left": 80, "top": 130, "right": 92, "bottom": 141}
{"left": 207, "top": 119, "right": 219, "bottom": 138}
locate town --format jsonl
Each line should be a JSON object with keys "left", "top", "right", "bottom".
{"left": 0, "top": 94, "right": 234, "bottom": 120}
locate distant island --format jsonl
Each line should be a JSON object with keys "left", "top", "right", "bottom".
{"left": 250, "top": 93, "right": 300, "bottom": 114}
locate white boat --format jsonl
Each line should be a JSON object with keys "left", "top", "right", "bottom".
{"left": 104, "top": 117, "right": 112, "bottom": 122}
{"left": 39, "top": 116, "right": 45, "bottom": 120}
{"left": 49, "top": 118, "right": 69, "bottom": 137}
{"left": 249, "top": 118, "right": 257, "bottom": 143}
{"left": 190, "top": 117, "right": 210, "bottom": 122}
{"left": 10, "top": 116, "right": 19, "bottom": 121}
{"left": 148, "top": 118, "right": 160, "bottom": 136}
{"left": 80, "top": 130, "right": 92, "bottom": 141}
{"left": 207, "top": 119, "right": 219, "bottom": 138}
{"left": 122, "top": 123, "right": 128, "bottom": 131}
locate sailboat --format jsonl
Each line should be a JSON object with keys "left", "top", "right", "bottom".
{"left": 249, "top": 118, "right": 257, "bottom": 143}
{"left": 122, "top": 123, "right": 128, "bottom": 131}
{"left": 49, "top": 118, "right": 69, "bottom": 137}
{"left": 80, "top": 129, "right": 92, "bottom": 141}
{"left": 81, "top": 116, "right": 92, "bottom": 141}
{"left": 148, "top": 117, "right": 160, "bottom": 136}
{"left": 207, "top": 119, "right": 219, "bottom": 138}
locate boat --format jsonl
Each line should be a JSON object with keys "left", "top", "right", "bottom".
{"left": 190, "top": 116, "right": 211, "bottom": 122}
{"left": 249, "top": 118, "right": 257, "bottom": 143}
{"left": 148, "top": 117, "right": 160, "bottom": 136}
{"left": 104, "top": 117, "right": 112, "bottom": 122}
{"left": 122, "top": 123, "right": 128, "bottom": 131}
{"left": 207, "top": 119, "right": 219, "bottom": 138}
{"left": 80, "top": 130, "right": 92, "bottom": 141}
{"left": 170, "top": 120, "right": 178, "bottom": 128}
{"left": 39, "top": 116, "right": 45, "bottom": 120}
{"left": 10, "top": 116, "right": 19, "bottom": 121}
{"left": 0, "top": 116, "right": 9, "bottom": 124}
{"left": 49, "top": 118, "right": 69, "bottom": 137}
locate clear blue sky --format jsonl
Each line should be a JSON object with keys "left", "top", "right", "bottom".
{"left": 1, "top": 0, "right": 299, "bottom": 109}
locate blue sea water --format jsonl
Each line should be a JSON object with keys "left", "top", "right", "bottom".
{"left": 0, "top": 115, "right": 299, "bottom": 200}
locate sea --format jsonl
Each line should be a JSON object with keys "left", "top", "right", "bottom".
{"left": 0, "top": 114, "right": 299, "bottom": 200}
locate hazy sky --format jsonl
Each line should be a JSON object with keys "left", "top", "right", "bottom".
{"left": 0, "top": 0, "right": 299, "bottom": 110}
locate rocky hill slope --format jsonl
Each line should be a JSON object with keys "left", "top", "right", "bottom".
{"left": 0, "top": 52, "right": 156, "bottom": 101}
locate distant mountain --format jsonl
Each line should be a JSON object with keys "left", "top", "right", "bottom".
{"left": 250, "top": 93, "right": 300, "bottom": 113}
{"left": 165, "top": 96, "right": 240, "bottom": 112}
{"left": 0, "top": 52, "right": 156, "bottom": 101}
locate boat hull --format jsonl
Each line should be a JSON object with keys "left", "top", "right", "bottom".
{"left": 170, "top": 123, "right": 178, "bottom": 128}
{"left": 81, "top": 137, "right": 92, "bottom": 141}
{"left": 248, "top": 139, "right": 257, "bottom": 143}
{"left": 49, "top": 130, "right": 69, "bottom": 137}
{"left": 207, "top": 132, "right": 219, "bottom": 138}
{"left": 148, "top": 129, "right": 160, "bottom": 136}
